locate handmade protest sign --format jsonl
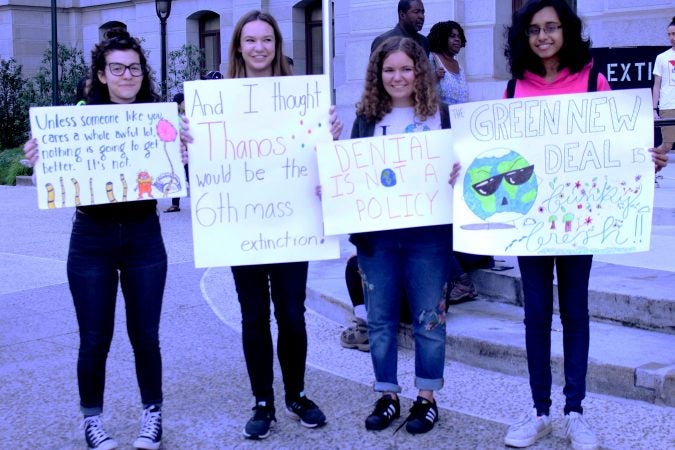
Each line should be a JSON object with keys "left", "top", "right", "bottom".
{"left": 184, "top": 75, "right": 340, "bottom": 267}
{"left": 29, "top": 103, "right": 185, "bottom": 209}
{"left": 449, "top": 88, "right": 655, "bottom": 256}
{"left": 317, "top": 129, "right": 455, "bottom": 235}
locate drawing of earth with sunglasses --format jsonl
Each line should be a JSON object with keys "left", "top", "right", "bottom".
{"left": 462, "top": 148, "right": 537, "bottom": 229}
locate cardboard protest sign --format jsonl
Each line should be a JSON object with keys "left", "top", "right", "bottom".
{"left": 317, "top": 129, "right": 455, "bottom": 235}
{"left": 449, "top": 88, "right": 655, "bottom": 256}
{"left": 29, "top": 103, "right": 185, "bottom": 209}
{"left": 184, "top": 75, "right": 340, "bottom": 267}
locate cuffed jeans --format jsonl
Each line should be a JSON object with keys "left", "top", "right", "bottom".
{"left": 231, "top": 261, "right": 309, "bottom": 404}
{"left": 68, "top": 210, "right": 166, "bottom": 415}
{"left": 354, "top": 225, "right": 451, "bottom": 393}
{"left": 518, "top": 255, "right": 592, "bottom": 416}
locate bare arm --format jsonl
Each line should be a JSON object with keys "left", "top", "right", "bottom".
{"left": 653, "top": 75, "right": 662, "bottom": 119}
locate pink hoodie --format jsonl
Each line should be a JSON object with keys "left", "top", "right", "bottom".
{"left": 505, "top": 62, "right": 611, "bottom": 98}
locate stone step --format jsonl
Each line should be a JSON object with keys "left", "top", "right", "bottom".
{"left": 476, "top": 256, "right": 675, "bottom": 335}
{"left": 306, "top": 283, "right": 675, "bottom": 407}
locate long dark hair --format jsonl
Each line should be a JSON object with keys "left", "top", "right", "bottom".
{"left": 87, "top": 28, "right": 159, "bottom": 104}
{"left": 227, "top": 10, "right": 291, "bottom": 79}
{"left": 505, "top": 0, "right": 592, "bottom": 79}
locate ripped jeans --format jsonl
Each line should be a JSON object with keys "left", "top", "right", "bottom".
{"left": 352, "top": 225, "right": 451, "bottom": 393}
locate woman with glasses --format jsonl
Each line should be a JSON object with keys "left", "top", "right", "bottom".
{"left": 22, "top": 28, "right": 191, "bottom": 450}
{"left": 502, "top": 2, "right": 668, "bottom": 449}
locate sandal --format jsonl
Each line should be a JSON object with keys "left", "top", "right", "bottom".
{"left": 164, "top": 205, "right": 180, "bottom": 213}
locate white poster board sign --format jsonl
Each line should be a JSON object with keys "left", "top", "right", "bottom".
{"left": 449, "top": 88, "right": 655, "bottom": 256}
{"left": 317, "top": 129, "right": 455, "bottom": 235}
{"left": 29, "top": 103, "right": 185, "bottom": 209}
{"left": 184, "top": 75, "right": 340, "bottom": 267}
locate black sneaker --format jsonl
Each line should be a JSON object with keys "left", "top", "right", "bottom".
{"left": 83, "top": 415, "right": 118, "bottom": 450}
{"left": 286, "top": 392, "right": 327, "bottom": 428}
{"left": 133, "top": 405, "right": 162, "bottom": 449}
{"left": 365, "top": 394, "right": 400, "bottom": 431}
{"left": 402, "top": 396, "right": 438, "bottom": 434}
{"left": 243, "top": 401, "right": 276, "bottom": 439}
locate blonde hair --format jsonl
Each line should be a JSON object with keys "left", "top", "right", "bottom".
{"left": 227, "top": 10, "right": 292, "bottom": 79}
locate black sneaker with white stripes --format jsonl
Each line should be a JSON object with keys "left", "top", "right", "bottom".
{"left": 365, "top": 394, "right": 400, "bottom": 431}
{"left": 133, "top": 405, "right": 162, "bottom": 449}
{"left": 404, "top": 396, "right": 438, "bottom": 434}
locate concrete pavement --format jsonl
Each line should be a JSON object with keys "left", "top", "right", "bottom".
{"left": 0, "top": 164, "right": 674, "bottom": 449}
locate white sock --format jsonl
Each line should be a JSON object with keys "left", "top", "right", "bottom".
{"left": 354, "top": 304, "right": 367, "bottom": 322}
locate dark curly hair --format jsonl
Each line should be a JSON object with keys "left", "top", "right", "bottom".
{"left": 227, "top": 10, "right": 292, "bottom": 79}
{"left": 669, "top": 16, "right": 675, "bottom": 27}
{"left": 87, "top": 28, "right": 159, "bottom": 104}
{"left": 356, "top": 36, "right": 438, "bottom": 123}
{"left": 505, "top": 0, "right": 592, "bottom": 79}
{"left": 428, "top": 21, "right": 466, "bottom": 54}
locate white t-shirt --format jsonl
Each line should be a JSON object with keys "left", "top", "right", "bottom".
{"left": 373, "top": 106, "right": 442, "bottom": 136}
{"left": 653, "top": 48, "right": 675, "bottom": 109}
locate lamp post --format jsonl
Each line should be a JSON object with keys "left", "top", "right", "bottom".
{"left": 51, "top": 0, "right": 59, "bottom": 105}
{"left": 155, "top": 0, "right": 172, "bottom": 100}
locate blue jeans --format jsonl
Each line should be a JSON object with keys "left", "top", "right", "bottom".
{"left": 231, "top": 262, "right": 308, "bottom": 405}
{"left": 518, "top": 255, "right": 592, "bottom": 416}
{"left": 353, "top": 225, "right": 451, "bottom": 393}
{"left": 68, "top": 210, "right": 167, "bottom": 415}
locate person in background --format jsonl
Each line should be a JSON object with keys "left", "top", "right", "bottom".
{"left": 224, "top": 10, "right": 343, "bottom": 441}
{"left": 426, "top": 19, "right": 495, "bottom": 303}
{"left": 502, "top": 2, "right": 668, "bottom": 449}
{"left": 350, "top": 35, "right": 460, "bottom": 436}
{"left": 427, "top": 20, "right": 469, "bottom": 105}
{"left": 164, "top": 92, "right": 187, "bottom": 213}
{"left": 22, "top": 28, "right": 192, "bottom": 450}
{"left": 371, "top": 0, "right": 429, "bottom": 56}
{"left": 652, "top": 16, "right": 675, "bottom": 152}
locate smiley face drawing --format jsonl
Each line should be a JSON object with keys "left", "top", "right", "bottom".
{"left": 463, "top": 148, "right": 538, "bottom": 227}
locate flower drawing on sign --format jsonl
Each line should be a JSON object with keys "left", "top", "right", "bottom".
{"left": 153, "top": 117, "right": 181, "bottom": 197}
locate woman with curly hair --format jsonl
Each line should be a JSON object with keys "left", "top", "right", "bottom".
{"left": 349, "top": 35, "right": 458, "bottom": 436}
{"left": 427, "top": 20, "right": 469, "bottom": 105}
{"left": 22, "top": 28, "right": 192, "bottom": 450}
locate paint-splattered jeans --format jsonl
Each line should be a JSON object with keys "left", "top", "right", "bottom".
{"left": 518, "top": 255, "right": 592, "bottom": 416}
{"left": 352, "top": 225, "right": 451, "bottom": 393}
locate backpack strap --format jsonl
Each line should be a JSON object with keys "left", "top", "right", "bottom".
{"left": 587, "top": 63, "right": 598, "bottom": 92}
{"left": 506, "top": 78, "right": 516, "bottom": 98}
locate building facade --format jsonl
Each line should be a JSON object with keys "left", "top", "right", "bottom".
{"left": 2, "top": 0, "right": 675, "bottom": 121}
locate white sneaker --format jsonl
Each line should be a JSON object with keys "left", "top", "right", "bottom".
{"left": 565, "top": 412, "right": 599, "bottom": 450}
{"left": 504, "top": 408, "right": 552, "bottom": 448}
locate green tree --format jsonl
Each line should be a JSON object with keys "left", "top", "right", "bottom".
{"left": 167, "top": 44, "right": 205, "bottom": 99}
{"left": 0, "top": 58, "right": 29, "bottom": 148}
{"left": 22, "top": 42, "right": 88, "bottom": 108}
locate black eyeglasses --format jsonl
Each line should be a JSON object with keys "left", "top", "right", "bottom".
{"left": 526, "top": 24, "right": 562, "bottom": 37}
{"left": 472, "top": 165, "right": 535, "bottom": 196}
{"left": 107, "top": 63, "right": 144, "bottom": 77}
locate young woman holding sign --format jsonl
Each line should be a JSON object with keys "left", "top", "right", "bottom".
{"left": 349, "top": 35, "right": 460, "bottom": 436}
{"left": 22, "top": 29, "right": 192, "bottom": 450}
{"left": 225, "top": 10, "right": 343, "bottom": 440}
{"left": 502, "top": 1, "right": 667, "bottom": 449}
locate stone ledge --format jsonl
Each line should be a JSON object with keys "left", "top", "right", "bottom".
{"left": 14, "top": 176, "right": 33, "bottom": 186}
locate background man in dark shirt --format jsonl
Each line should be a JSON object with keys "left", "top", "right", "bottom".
{"left": 371, "top": 0, "right": 429, "bottom": 55}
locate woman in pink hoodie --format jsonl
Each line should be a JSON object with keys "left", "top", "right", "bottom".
{"left": 501, "top": 2, "right": 668, "bottom": 450}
